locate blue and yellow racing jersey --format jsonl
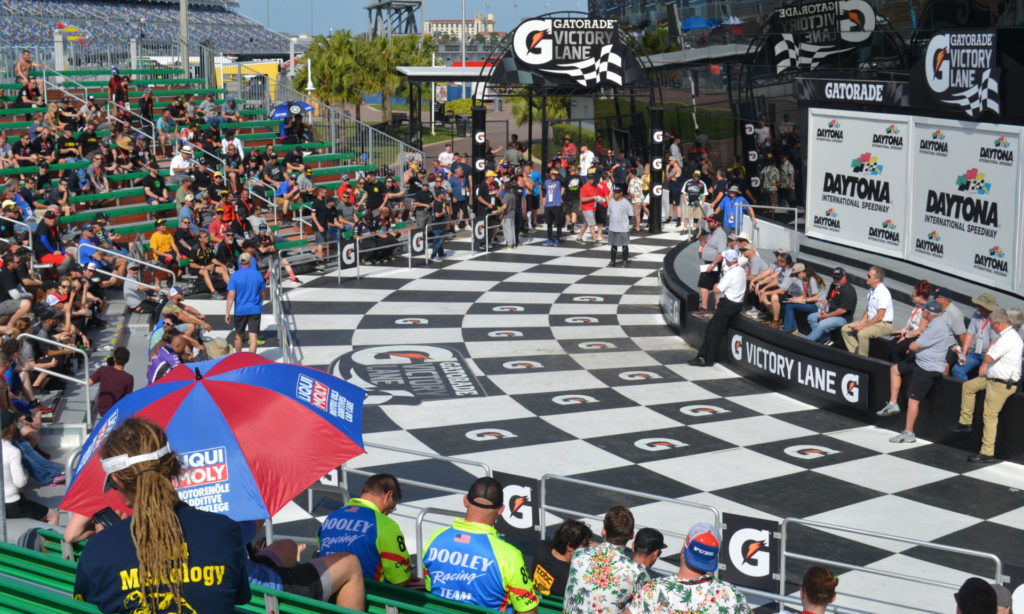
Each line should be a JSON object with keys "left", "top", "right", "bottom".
{"left": 318, "top": 497, "right": 412, "bottom": 584}
{"left": 423, "top": 518, "right": 539, "bottom": 612}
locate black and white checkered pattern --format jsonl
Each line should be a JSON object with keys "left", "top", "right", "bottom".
{"left": 946, "top": 67, "right": 1001, "bottom": 118}
{"left": 544, "top": 44, "right": 624, "bottom": 86}
{"left": 180, "top": 232, "right": 1024, "bottom": 613}
{"left": 773, "top": 34, "right": 849, "bottom": 74}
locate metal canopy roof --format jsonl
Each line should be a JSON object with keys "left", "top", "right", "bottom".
{"left": 397, "top": 66, "right": 493, "bottom": 82}
{"left": 645, "top": 44, "right": 750, "bottom": 70}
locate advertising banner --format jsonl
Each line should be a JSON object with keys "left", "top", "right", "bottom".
{"left": 794, "top": 77, "right": 909, "bottom": 107}
{"left": 910, "top": 30, "right": 1001, "bottom": 119}
{"left": 720, "top": 514, "right": 780, "bottom": 592}
{"left": 726, "top": 330, "right": 869, "bottom": 410}
{"left": 806, "top": 108, "right": 911, "bottom": 258}
{"left": 909, "top": 119, "right": 1020, "bottom": 289}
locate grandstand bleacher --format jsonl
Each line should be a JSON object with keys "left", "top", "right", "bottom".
{"left": 2, "top": 0, "right": 291, "bottom": 54}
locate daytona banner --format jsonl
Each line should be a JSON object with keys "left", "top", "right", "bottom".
{"left": 806, "top": 108, "right": 911, "bottom": 258}
{"left": 910, "top": 118, "right": 1020, "bottom": 288}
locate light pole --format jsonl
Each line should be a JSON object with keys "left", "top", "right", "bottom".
{"left": 461, "top": 0, "right": 466, "bottom": 98}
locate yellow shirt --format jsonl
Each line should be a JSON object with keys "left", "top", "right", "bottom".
{"left": 149, "top": 230, "right": 174, "bottom": 255}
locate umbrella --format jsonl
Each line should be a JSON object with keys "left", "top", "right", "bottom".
{"left": 61, "top": 353, "right": 365, "bottom": 521}
{"left": 270, "top": 100, "right": 315, "bottom": 119}
{"left": 681, "top": 16, "right": 716, "bottom": 31}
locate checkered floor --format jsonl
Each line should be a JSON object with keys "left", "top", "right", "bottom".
{"left": 186, "top": 231, "right": 1024, "bottom": 614}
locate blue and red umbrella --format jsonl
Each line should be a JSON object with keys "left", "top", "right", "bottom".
{"left": 61, "top": 353, "right": 365, "bottom": 521}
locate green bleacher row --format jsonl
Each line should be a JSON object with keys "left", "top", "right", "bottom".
{"left": 1, "top": 87, "right": 240, "bottom": 104}
{"left": 3, "top": 534, "right": 567, "bottom": 614}
{"left": 0, "top": 79, "right": 204, "bottom": 91}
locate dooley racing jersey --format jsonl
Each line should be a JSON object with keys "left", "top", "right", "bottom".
{"left": 317, "top": 497, "right": 412, "bottom": 584}
{"left": 423, "top": 518, "right": 539, "bottom": 612}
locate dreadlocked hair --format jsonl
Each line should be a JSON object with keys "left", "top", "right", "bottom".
{"left": 100, "top": 418, "right": 186, "bottom": 613}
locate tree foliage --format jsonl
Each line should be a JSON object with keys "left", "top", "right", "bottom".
{"left": 295, "top": 32, "right": 436, "bottom": 123}
{"left": 510, "top": 90, "right": 569, "bottom": 126}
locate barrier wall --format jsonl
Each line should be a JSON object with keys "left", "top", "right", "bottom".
{"left": 805, "top": 108, "right": 1023, "bottom": 294}
{"left": 660, "top": 242, "right": 1024, "bottom": 461}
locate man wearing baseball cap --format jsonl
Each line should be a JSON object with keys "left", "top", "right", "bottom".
{"left": 715, "top": 183, "right": 758, "bottom": 235}
{"left": 423, "top": 477, "right": 539, "bottom": 613}
{"left": 952, "top": 292, "right": 999, "bottom": 381}
{"left": 625, "top": 522, "right": 748, "bottom": 613}
{"left": 805, "top": 267, "right": 858, "bottom": 344}
{"left": 689, "top": 248, "right": 746, "bottom": 367}
{"left": 680, "top": 169, "right": 708, "bottom": 236}
{"left": 877, "top": 299, "right": 951, "bottom": 444}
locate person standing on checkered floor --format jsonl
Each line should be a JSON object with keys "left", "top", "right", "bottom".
{"left": 695, "top": 216, "right": 727, "bottom": 316}
{"left": 950, "top": 308, "right": 1024, "bottom": 463}
{"left": 689, "top": 249, "right": 746, "bottom": 368}
{"left": 877, "top": 300, "right": 951, "bottom": 444}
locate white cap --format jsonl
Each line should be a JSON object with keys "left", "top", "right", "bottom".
{"left": 181, "top": 145, "right": 193, "bottom": 154}
{"left": 169, "top": 286, "right": 184, "bottom": 297}
{"left": 723, "top": 249, "right": 739, "bottom": 262}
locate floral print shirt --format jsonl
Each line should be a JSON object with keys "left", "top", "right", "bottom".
{"left": 563, "top": 542, "right": 649, "bottom": 614}
{"left": 628, "top": 575, "right": 751, "bottom": 614}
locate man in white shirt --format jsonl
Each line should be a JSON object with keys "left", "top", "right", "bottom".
{"left": 438, "top": 144, "right": 454, "bottom": 170}
{"left": 689, "top": 249, "right": 746, "bottom": 367}
{"left": 841, "top": 266, "right": 894, "bottom": 356}
{"left": 168, "top": 145, "right": 196, "bottom": 186}
{"left": 578, "top": 145, "right": 595, "bottom": 177}
{"left": 951, "top": 308, "right": 1024, "bottom": 463}
{"left": 221, "top": 132, "right": 244, "bottom": 160}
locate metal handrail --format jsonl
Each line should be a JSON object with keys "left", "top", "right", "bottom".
{"left": 780, "top": 517, "right": 1003, "bottom": 596}
{"left": 414, "top": 508, "right": 466, "bottom": 580}
{"left": 538, "top": 474, "right": 722, "bottom": 535}
{"left": 267, "top": 255, "right": 296, "bottom": 364}
{"left": 87, "top": 243, "right": 176, "bottom": 290}
{"left": 41, "top": 68, "right": 89, "bottom": 102}
{"left": 17, "top": 333, "right": 91, "bottom": 428}
{"left": 739, "top": 586, "right": 874, "bottom": 614}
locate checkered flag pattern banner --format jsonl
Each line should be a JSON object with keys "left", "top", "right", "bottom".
{"left": 544, "top": 44, "right": 623, "bottom": 86}
{"left": 946, "top": 67, "right": 1001, "bottom": 118}
{"left": 774, "top": 34, "right": 849, "bottom": 74}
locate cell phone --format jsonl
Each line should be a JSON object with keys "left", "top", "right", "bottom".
{"left": 92, "top": 506, "right": 121, "bottom": 528}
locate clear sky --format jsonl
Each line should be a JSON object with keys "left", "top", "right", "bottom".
{"left": 234, "top": 0, "right": 586, "bottom": 38}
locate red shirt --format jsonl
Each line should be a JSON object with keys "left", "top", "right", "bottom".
{"left": 596, "top": 182, "right": 610, "bottom": 208}
{"left": 580, "top": 183, "right": 598, "bottom": 211}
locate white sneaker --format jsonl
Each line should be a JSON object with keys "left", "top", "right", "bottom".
{"left": 430, "top": 256, "right": 443, "bottom": 263}
{"left": 876, "top": 401, "right": 900, "bottom": 417}
{"left": 889, "top": 431, "right": 916, "bottom": 443}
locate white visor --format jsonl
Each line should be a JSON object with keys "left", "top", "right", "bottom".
{"left": 101, "top": 443, "right": 172, "bottom": 492}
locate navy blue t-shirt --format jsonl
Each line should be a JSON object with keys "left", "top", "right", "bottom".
{"left": 74, "top": 506, "right": 251, "bottom": 613}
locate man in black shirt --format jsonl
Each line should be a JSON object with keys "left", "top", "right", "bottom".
{"left": 215, "top": 230, "right": 243, "bottom": 271}
{"left": 310, "top": 186, "right": 329, "bottom": 263}
{"left": 138, "top": 88, "right": 154, "bottom": 126}
{"left": 474, "top": 170, "right": 501, "bottom": 249}
{"left": 283, "top": 146, "right": 304, "bottom": 174}
{"left": 11, "top": 134, "right": 38, "bottom": 170}
{"left": 45, "top": 176, "right": 71, "bottom": 216}
{"left": 141, "top": 163, "right": 171, "bottom": 204}
{"left": 189, "top": 230, "right": 228, "bottom": 298}
{"left": 364, "top": 170, "right": 385, "bottom": 216}
{"left": 15, "top": 78, "right": 43, "bottom": 120}
{"left": 262, "top": 154, "right": 285, "bottom": 188}
{"left": 223, "top": 143, "right": 243, "bottom": 193}
{"left": 33, "top": 127, "right": 57, "bottom": 165}
{"left": 0, "top": 253, "right": 33, "bottom": 329}
{"left": 78, "top": 123, "right": 101, "bottom": 159}
{"left": 805, "top": 267, "right": 858, "bottom": 343}
{"left": 174, "top": 217, "right": 199, "bottom": 254}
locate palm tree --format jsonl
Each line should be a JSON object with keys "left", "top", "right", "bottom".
{"left": 296, "top": 30, "right": 370, "bottom": 121}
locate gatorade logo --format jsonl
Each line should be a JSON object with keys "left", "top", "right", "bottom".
{"left": 492, "top": 305, "right": 525, "bottom": 312}
{"left": 784, "top": 445, "right": 840, "bottom": 460}
{"left": 488, "top": 330, "right": 523, "bottom": 338}
{"left": 652, "top": 158, "right": 663, "bottom": 171}
{"left": 474, "top": 131, "right": 486, "bottom": 144}
{"left": 503, "top": 360, "right": 541, "bottom": 369}
{"left": 652, "top": 130, "right": 664, "bottom": 143}
{"left": 578, "top": 341, "right": 615, "bottom": 350}
{"left": 466, "top": 428, "right": 516, "bottom": 441}
{"left": 652, "top": 185, "right": 663, "bottom": 197}
{"left": 731, "top": 334, "right": 743, "bottom": 360}
{"left": 553, "top": 394, "right": 597, "bottom": 405}
{"left": 750, "top": 176, "right": 761, "bottom": 188}
{"left": 474, "top": 159, "right": 486, "bottom": 172}
{"left": 744, "top": 123, "right": 755, "bottom": 135}
{"left": 634, "top": 438, "right": 687, "bottom": 451}
{"left": 473, "top": 219, "right": 486, "bottom": 240}
{"left": 620, "top": 370, "right": 661, "bottom": 381}
{"left": 748, "top": 150, "right": 758, "bottom": 162}
{"left": 342, "top": 242, "right": 356, "bottom": 265}
{"left": 395, "top": 318, "right": 428, "bottom": 325}
{"left": 573, "top": 296, "right": 603, "bottom": 303}
{"left": 679, "top": 404, "right": 729, "bottom": 417}
{"left": 728, "top": 527, "right": 771, "bottom": 577}
{"left": 500, "top": 484, "right": 533, "bottom": 530}
{"left": 565, "top": 316, "right": 598, "bottom": 324}
{"left": 840, "top": 373, "right": 860, "bottom": 403}
{"left": 412, "top": 230, "right": 425, "bottom": 254}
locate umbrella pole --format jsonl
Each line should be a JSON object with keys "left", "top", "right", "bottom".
{"left": 265, "top": 516, "right": 275, "bottom": 545}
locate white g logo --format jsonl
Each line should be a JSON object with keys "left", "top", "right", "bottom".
{"left": 342, "top": 243, "right": 356, "bottom": 265}
{"left": 512, "top": 19, "right": 553, "bottom": 66}
{"left": 728, "top": 528, "right": 771, "bottom": 577}
{"left": 652, "top": 130, "right": 664, "bottom": 143}
{"left": 474, "top": 131, "right": 486, "bottom": 144}
{"left": 730, "top": 334, "right": 743, "bottom": 360}
{"left": 652, "top": 185, "right": 663, "bottom": 197}
{"left": 841, "top": 373, "right": 861, "bottom": 403}
{"left": 750, "top": 176, "right": 761, "bottom": 188}
{"left": 474, "top": 159, "right": 486, "bottom": 171}
{"left": 412, "top": 231, "right": 424, "bottom": 253}
{"left": 652, "top": 158, "right": 663, "bottom": 171}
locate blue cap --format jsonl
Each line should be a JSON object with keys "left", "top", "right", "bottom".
{"left": 684, "top": 522, "right": 721, "bottom": 573}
